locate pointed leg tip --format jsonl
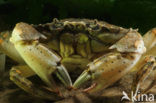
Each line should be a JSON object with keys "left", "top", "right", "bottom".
{"left": 55, "top": 65, "right": 72, "bottom": 87}
{"left": 73, "top": 70, "right": 91, "bottom": 89}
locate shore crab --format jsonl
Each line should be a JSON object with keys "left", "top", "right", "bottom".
{"left": 0, "top": 18, "right": 156, "bottom": 102}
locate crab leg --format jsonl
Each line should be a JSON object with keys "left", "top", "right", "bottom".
{"left": 0, "top": 31, "right": 24, "bottom": 64}
{"left": 131, "top": 56, "right": 156, "bottom": 97}
{"left": 10, "top": 22, "right": 72, "bottom": 91}
{"left": 10, "top": 65, "right": 61, "bottom": 100}
{"left": 131, "top": 28, "right": 156, "bottom": 95}
{"left": 73, "top": 30, "right": 146, "bottom": 95}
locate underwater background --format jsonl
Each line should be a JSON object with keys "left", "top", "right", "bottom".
{"left": 0, "top": 0, "right": 156, "bottom": 34}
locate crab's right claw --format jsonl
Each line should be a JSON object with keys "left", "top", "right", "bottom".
{"left": 10, "top": 22, "right": 72, "bottom": 92}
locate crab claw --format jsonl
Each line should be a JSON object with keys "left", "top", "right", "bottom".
{"left": 55, "top": 64, "right": 72, "bottom": 87}
{"left": 73, "top": 52, "right": 142, "bottom": 95}
{"left": 10, "top": 22, "right": 72, "bottom": 91}
{"left": 74, "top": 30, "right": 146, "bottom": 95}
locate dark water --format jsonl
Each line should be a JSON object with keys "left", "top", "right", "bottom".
{"left": 0, "top": 0, "right": 156, "bottom": 33}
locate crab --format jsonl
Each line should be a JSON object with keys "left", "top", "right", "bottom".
{"left": 0, "top": 18, "right": 156, "bottom": 102}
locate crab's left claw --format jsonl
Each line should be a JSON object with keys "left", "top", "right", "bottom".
{"left": 10, "top": 22, "right": 72, "bottom": 92}
{"left": 73, "top": 30, "right": 146, "bottom": 95}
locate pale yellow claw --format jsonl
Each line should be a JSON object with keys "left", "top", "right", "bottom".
{"left": 73, "top": 28, "right": 146, "bottom": 95}
{"left": 74, "top": 52, "right": 142, "bottom": 95}
{"left": 10, "top": 22, "right": 72, "bottom": 91}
